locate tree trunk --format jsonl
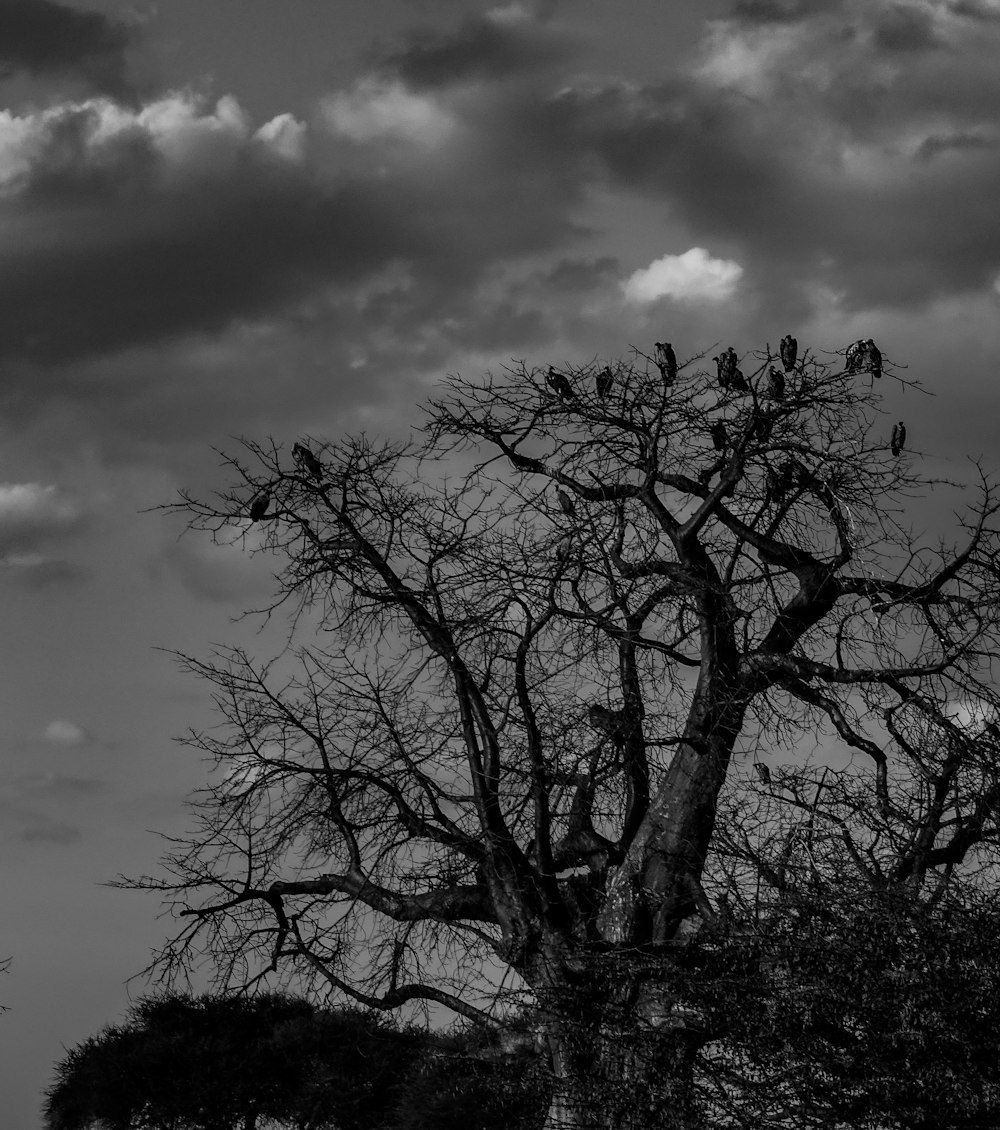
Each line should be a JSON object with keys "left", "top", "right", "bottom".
{"left": 537, "top": 976, "right": 707, "bottom": 1130}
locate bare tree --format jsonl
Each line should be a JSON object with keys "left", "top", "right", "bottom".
{"left": 129, "top": 342, "right": 1000, "bottom": 1128}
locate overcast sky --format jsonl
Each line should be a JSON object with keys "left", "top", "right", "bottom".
{"left": 3, "top": 0, "right": 1000, "bottom": 1124}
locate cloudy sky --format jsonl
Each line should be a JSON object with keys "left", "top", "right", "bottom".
{"left": 3, "top": 0, "right": 1000, "bottom": 1123}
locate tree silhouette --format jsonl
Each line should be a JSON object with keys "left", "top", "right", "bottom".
{"left": 43, "top": 993, "right": 425, "bottom": 1130}
{"left": 130, "top": 341, "right": 1000, "bottom": 1128}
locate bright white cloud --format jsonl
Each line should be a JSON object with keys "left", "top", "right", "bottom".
{"left": 622, "top": 248, "right": 744, "bottom": 305}
{"left": 137, "top": 92, "right": 249, "bottom": 174}
{"left": 0, "top": 91, "right": 279, "bottom": 194}
{"left": 695, "top": 21, "right": 804, "bottom": 97}
{"left": 254, "top": 113, "right": 307, "bottom": 162}
{"left": 0, "top": 483, "right": 85, "bottom": 563}
{"left": 320, "top": 79, "right": 456, "bottom": 147}
{"left": 0, "top": 483, "right": 80, "bottom": 526}
{"left": 43, "top": 719, "right": 89, "bottom": 745}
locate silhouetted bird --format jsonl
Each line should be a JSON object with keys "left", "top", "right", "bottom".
{"left": 767, "top": 366, "right": 785, "bottom": 400}
{"left": 293, "top": 442, "right": 323, "bottom": 480}
{"left": 713, "top": 356, "right": 728, "bottom": 389}
{"left": 710, "top": 421, "right": 728, "bottom": 451}
{"left": 546, "top": 367, "right": 576, "bottom": 401}
{"left": 780, "top": 334, "right": 797, "bottom": 373}
{"left": 730, "top": 367, "right": 749, "bottom": 392}
{"left": 557, "top": 488, "right": 576, "bottom": 516}
{"left": 865, "top": 338, "right": 883, "bottom": 379}
{"left": 766, "top": 466, "right": 781, "bottom": 500}
{"left": 752, "top": 412, "right": 773, "bottom": 442}
{"left": 248, "top": 492, "right": 271, "bottom": 523}
{"left": 792, "top": 460, "right": 814, "bottom": 489}
{"left": 891, "top": 421, "right": 906, "bottom": 457}
{"left": 654, "top": 341, "right": 677, "bottom": 385}
{"left": 588, "top": 704, "right": 631, "bottom": 742}
{"left": 846, "top": 339, "right": 865, "bottom": 373}
{"left": 555, "top": 534, "right": 573, "bottom": 563}
{"left": 596, "top": 366, "right": 614, "bottom": 398}
{"left": 768, "top": 461, "right": 797, "bottom": 504}
{"left": 754, "top": 762, "right": 772, "bottom": 786}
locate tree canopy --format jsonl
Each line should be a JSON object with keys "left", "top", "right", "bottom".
{"left": 130, "top": 340, "right": 1000, "bottom": 1128}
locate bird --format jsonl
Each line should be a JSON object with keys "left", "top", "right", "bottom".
{"left": 546, "top": 367, "right": 576, "bottom": 401}
{"left": 752, "top": 412, "right": 773, "bottom": 442}
{"left": 845, "top": 339, "right": 865, "bottom": 373}
{"left": 556, "top": 488, "right": 576, "bottom": 516}
{"left": 712, "top": 356, "right": 729, "bottom": 390}
{"left": 780, "top": 334, "right": 797, "bottom": 373}
{"left": 891, "top": 421, "right": 906, "bottom": 457}
{"left": 794, "top": 461, "right": 815, "bottom": 490}
{"left": 710, "top": 421, "right": 728, "bottom": 451}
{"left": 730, "top": 367, "right": 749, "bottom": 393}
{"left": 864, "top": 338, "right": 883, "bottom": 379}
{"left": 248, "top": 492, "right": 271, "bottom": 523}
{"left": 293, "top": 442, "right": 323, "bottom": 480}
{"left": 588, "top": 704, "right": 630, "bottom": 743}
{"left": 754, "top": 762, "right": 772, "bottom": 786}
{"left": 767, "top": 366, "right": 785, "bottom": 400}
{"left": 768, "top": 461, "right": 796, "bottom": 504}
{"left": 596, "top": 366, "right": 614, "bottom": 398}
{"left": 765, "top": 466, "right": 782, "bottom": 501}
{"left": 588, "top": 704, "right": 617, "bottom": 732}
{"left": 555, "top": 534, "right": 573, "bottom": 563}
{"left": 654, "top": 341, "right": 677, "bottom": 385}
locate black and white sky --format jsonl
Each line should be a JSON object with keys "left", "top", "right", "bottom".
{"left": 2, "top": 0, "right": 1000, "bottom": 1124}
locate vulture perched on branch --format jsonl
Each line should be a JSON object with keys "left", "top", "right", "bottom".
{"left": 248, "top": 492, "right": 271, "bottom": 523}
{"left": 292, "top": 443, "right": 323, "bottom": 480}
{"left": 556, "top": 488, "right": 576, "bottom": 517}
{"left": 779, "top": 334, "right": 798, "bottom": 373}
{"left": 846, "top": 339, "right": 865, "bottom": 374}
{"left": 588, "top": 704, "right": 632, "bottom": 743}
{"left": 752, "top": 412, "right": 773, "bottom": 442}
{"left": 596, "top": 366, "right": 614, "bottom": 398}
{"left": 710, "top": 421, "right": 728, "bottom": 451}
{"left": 864, "top": 338, "right": 883, "bottom": 379}
{"left": 546, "top": 367, "right": 577, "bottom": 401}
{"left": 754, "top": 762, "right": 772, "bottom": 786}
{"left": 767, "top": 461, "right": 797, "bottom": 504}
{"left": 654, "top": 341, "right": 677, "bottom": 385}
{"left": 891, "top": 421, "right": 906, "bottom": 457}
{"left": 767, "top": 366, "right": 785, "bottom": 400}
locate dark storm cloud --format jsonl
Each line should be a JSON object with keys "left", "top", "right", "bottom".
{"left": 21, "top": 822, "right": 82, "bottom": 844}
{"left": 729, "top": 0, "right": 843, "bottom": 23}
{"left": 522, "top": 3, "right": 1000, "bottom": 317}
{"left": 0, "top": 0, "right": 135, "bottom": 95}
{"left": 872, "top": 4, "right": 942, "bottom": 51}
{"left": 5, "top": 558, "right": 91, "bottom": 588}
{"left": 374, "top": 11, "right": 570, "bottom": 88}
{"left": 3, "top": 0, "right": 996, "bottom": 433}
{"left": 948, "top": 0, "right": 1000, "bottom": 22}
{"left": 0, "top": 105, "right": 414, "bottom": 364}
{"left": 542, "top": 256, "right": 620, "bottom": 293}
{"left": 916, "top": 132, "right": 997, "bottom": 161}
{"left": 0, "top": 84, "right": 585, "bottom": 380}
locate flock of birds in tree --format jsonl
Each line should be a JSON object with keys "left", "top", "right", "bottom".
{"left": 547, "top": 333, "right": 906, "bottom": 523}
{"left": 250, "top": 339, "right": 904, "bottom": 530}
{"left": 846, "top": 337, "right": 883, "bottom": 379}
{"left": 248, "top": 442, "right": 326, "bottom": 523}
{"left": 572, "top": 334, "right": 899, "bottom": 755}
